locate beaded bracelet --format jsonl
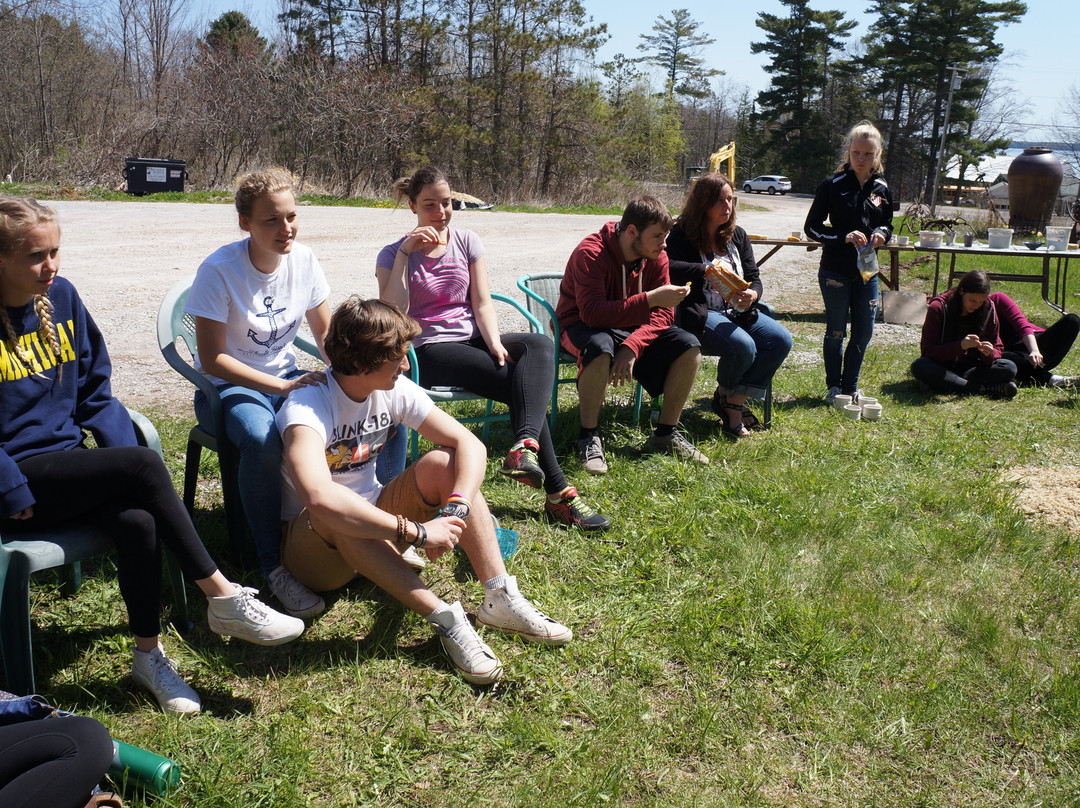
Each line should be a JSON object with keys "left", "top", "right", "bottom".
{"left": 395, "top": 514, "right": 407, "bottom": 547}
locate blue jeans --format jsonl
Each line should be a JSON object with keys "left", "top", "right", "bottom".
{"left": 376, "top": 425, "right": 407, "bottom": 484}
{"left": 819, "top": 270, "right": 878, "bottom": 393}
{"left": 194, "top": 369, "right": 307, "bottom": 575}
{"left": 699, "top": 309, "right": 792, "bottom": 400}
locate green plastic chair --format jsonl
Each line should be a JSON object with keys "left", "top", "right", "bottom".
{"left": 0, "top": 409, "right": 189, "bottom": 695}
{"left": 517, "top": 272, "right": 649, "bottom": 424}
{"left": 406, "top": 293, "right": 544, "bottom": 462}
{"left": 156, "top": 275, "right": 323, "bottom": 568}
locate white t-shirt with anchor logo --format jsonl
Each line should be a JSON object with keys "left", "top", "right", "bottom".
{"left": 186, "top": 238, "right": 330, "bottom": 385}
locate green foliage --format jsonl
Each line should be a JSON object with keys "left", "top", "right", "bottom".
{"left": 635, "top": 9, "right": 720, "bottom": 100}
{"left": 751, "top": 0, "right": 857, "bottom": 192}
{"left": 864, "top": 0, "right": 1027, "bottom": 201}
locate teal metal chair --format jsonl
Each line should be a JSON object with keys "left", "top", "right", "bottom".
{"left": 0, "top": 409, "right": 189, "bottom": 695}
{"left": 517, "top": 272, "right": 649, "bottom": 424}
{"left": 406, "top": 293, "right": 544, "bottom": 462}
{"left": 518, "top": 272, "right": 775, "bottom": 428}
{"left": 156, "top": 275, "right": 322, "bottom": 568}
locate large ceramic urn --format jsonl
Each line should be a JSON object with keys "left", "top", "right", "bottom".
{"left": 1008, "top": 147, "right": 1063, "bottom": 233}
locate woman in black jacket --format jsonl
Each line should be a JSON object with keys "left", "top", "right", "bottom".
{"left": 666, "top": 173, "right": 792, "bottom": 438}
{"left": 805, "top": 120, "right": 893, "bottom": 403}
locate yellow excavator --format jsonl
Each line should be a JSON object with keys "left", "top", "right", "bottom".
{"left": 685, "top": 142, "right": 736, "bottom": 185}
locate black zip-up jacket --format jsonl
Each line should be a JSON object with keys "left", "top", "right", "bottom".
{"left": 664, "top": 222, "right": 763, "bottom": 336}
{"left": 804, "top": 166, "right": 893, "bottom": 281}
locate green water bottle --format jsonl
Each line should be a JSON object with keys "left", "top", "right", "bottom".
{"left": 109, "top": 740, "right": 181, "bottom": 795}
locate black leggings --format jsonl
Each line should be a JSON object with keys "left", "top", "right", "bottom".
{"left": 4, "top": 446, "right": 218, "bottom": 638}
{"left": 415, "top": 334, "right": 568, "bottom": 494}
{"left": 1002, "top": 313, "right": 1080, "bottom": 385}
{"left": 911, "top": 355, "right": 1017, "bottom": 394}
{"left": 0, "top": 717, "right": 113, "bottom": 808}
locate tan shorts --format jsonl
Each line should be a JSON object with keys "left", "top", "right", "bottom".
{"left": 280, "top": 462, "right": 441, "bottom": 593}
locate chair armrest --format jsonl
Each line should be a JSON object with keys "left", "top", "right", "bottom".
{"left": 491, "top": 292, "right": 543, "bottom": 333}
{"left": 293, "top": 335, "right": 322, "bottom": 362}
{"left": 126, "top": 408, "right": 164, "bottom": 459}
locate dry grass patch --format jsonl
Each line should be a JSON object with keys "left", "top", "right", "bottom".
{"left": 1003, "top": 464, "right": 1080, "bottom": 534}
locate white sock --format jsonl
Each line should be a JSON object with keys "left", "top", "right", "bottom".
{"left": 425, "top": 602, "right": 452, "bottom": 624}
{"left": 483, "top": 574, "right": 509, "bottom": 593}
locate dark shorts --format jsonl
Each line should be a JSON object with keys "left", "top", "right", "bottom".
{"left": 562, "top": 321, "right": 699, "bottom": 397}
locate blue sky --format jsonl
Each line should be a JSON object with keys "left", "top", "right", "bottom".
{"left": 195, "top": 0, "right": 1077, "bottom": 141}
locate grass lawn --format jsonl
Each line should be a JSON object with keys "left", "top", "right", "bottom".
{"left": 15, "top": 252, "right": 1080, "bottom": 807}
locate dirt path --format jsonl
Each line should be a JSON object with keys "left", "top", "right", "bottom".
{"left": 45, "top": 194, "right": 829, "bottom": 406}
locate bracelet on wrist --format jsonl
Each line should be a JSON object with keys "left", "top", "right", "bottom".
{"left": 397, "top": 248, "right": 410, "bottom": 258}
{"left": 410, "top": 519, "right": 428, "bottom": 549}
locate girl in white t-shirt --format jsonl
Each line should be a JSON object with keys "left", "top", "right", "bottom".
{"left": 377, "top": 166, "right": 609, "bottom": 531}
{"left": 186, "top": 168, "right": 330, "bottom": 618}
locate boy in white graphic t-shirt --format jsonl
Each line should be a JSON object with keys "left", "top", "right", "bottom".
{"left": 276, "top": 297, "right": 572, "bottom": 684}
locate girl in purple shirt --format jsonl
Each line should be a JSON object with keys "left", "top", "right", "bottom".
{"left": 377, "top": 166, "right": 609, "bottom": 531}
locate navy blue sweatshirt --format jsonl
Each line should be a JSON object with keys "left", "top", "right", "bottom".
{"left": 804, "top": 166, "right": 893, "bottom": 281}
{"left": 1, "top": 277, "right": 134, "bottom": 518}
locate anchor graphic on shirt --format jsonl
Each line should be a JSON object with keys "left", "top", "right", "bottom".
{"left": 247, "top": 296, "right": 295, "bottom": 348}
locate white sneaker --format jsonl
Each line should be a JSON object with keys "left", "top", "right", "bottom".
{"left": 132, "top": 645, "right": 201, "bottom": 714}
{"left": 208, "top": 585, "right": 305, "bottom": 646}
{"left": 268, "top": 565, "right": 326, "bottom": 618}
{"left": 429, "top": 601, "right": 503, "bottom": 685}
{"left": 401, "top": 546, "right": 427, "bottom": 570}
{"left": 477, "top": 575, "right": 572, "bottom": 646}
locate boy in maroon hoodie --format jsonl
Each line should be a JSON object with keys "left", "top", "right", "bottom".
{"left": 556, "top": 196, "right": 707, "bottom": 473}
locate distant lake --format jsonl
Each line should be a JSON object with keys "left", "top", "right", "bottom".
{"left": 957, "top": 145, "right": 1080, "bottom": 182}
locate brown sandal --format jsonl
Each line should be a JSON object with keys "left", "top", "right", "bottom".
{"left": 84, "top": 792, "right": 124, "bottom": 808}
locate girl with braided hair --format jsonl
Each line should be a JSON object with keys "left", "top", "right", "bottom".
{"left": 0, "top": 196, "right": 304, "bottom": 713}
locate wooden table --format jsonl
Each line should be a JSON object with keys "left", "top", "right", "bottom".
{"left": 749, "top": 238, "right": 1076, "bottom": 313}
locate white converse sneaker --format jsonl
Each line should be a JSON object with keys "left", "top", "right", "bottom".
{"left": 429, "top": 601, "right": 503, "bottom": 685}
{"left": 401, "top": 546, "right": 427, "bottom": 570}
{"left": 208, "top": 585, "right": 305, "bottom": 646}
{"left": 268, "top": 565, "right": 326, "bottom": 618}
{"left": 477, "top": 576, "right": 572, "bottom": 646}
{"left": 132, "top": 645, "right": 201, "bottom": 714}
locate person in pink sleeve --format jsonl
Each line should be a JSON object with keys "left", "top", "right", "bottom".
{"left": 990, "top": 292, "right": 1079, "bottom": 388}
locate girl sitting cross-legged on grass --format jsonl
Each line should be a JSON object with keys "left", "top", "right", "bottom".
{"left": 911, "top": 270, "right": 1019, "bottom": 399}
{"left": 0, "top": 196, "right": 304, "bottom": 714}
{"left": 376, "top": 165, "right": 609, "bottom": 532}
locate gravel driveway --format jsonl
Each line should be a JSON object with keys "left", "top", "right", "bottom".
{"left": 47, "top": 194, "right": 824, "bottom": 407}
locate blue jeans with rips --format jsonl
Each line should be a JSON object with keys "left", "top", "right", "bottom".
{"left": 819, "top": 269, "right": 878, "bottom": 393}
{"left": 699, "top": 308, "right": 792, "bottom": 400}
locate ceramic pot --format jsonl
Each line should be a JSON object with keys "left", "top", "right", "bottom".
{"left": 1008, "top": 148, "right": 1063, "bottom": 233}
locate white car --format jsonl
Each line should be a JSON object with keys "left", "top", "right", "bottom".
{"left": 742, "top": 175, "right": 791, "bottom": 195}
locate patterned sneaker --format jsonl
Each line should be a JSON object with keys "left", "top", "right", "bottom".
{"left": 500, "top": 439, "right": 545, "bottom": 488}
{"left": 208, "top": 585, "right": 306, "bottom": 646}
{"left": 643, "top": 430, "right": 709, "bottom": 464}
{"left": 545, "top": 487, "right": 611, "bottom": 531}
{"left": 132, "top": 645, "right": 201, "bottom": 714}
{"left": 576, "top": 434, "right": 608, "bottom": 475}
{"left": 825, "top": 386, "right": 841, "bottom": 403}
{"left": 268, "top": 565, "right": 326, "bottom": 618}
{"left": 477, "top": 575, "right": 572, "bottom": 646}
{"left": 401, "top": 546, "right": 427, "bottom": 570}
{"left": 429, "top": 601, "right": 503, "bottom": 685}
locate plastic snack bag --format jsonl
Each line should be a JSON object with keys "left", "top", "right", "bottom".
{"left": 856, "top": 244, "right": 879, "bottom": 283}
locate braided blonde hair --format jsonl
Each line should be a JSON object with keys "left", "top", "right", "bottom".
{"left": 0, "top": 196, "right": 63, "bottom": 378}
